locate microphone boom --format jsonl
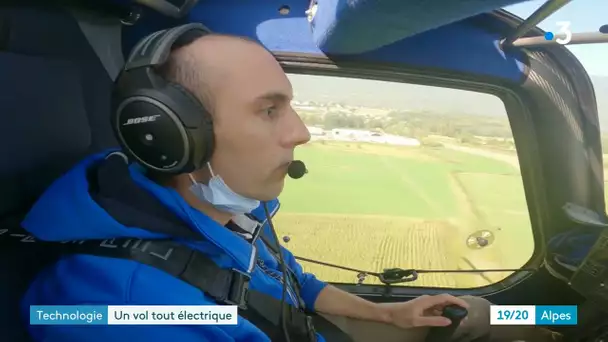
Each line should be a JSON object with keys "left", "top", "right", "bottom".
{"left": 287, "top": 160, "right": 307, "bottom": 179}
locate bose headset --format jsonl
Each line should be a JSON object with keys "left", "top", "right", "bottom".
{"left": 111, "top": 23, "right": 215, "bottom": 175}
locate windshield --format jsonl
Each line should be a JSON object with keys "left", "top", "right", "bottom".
{"left": 274, "top": 74, "right": 534, "bottom": 289}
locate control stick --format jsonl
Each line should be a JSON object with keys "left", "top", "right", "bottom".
{"left": 424, "top": 305, "right": 468, "bottom": 342}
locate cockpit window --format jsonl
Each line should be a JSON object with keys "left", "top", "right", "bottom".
{"left": 276, "top": 73, "right": 535, "bottom": 288}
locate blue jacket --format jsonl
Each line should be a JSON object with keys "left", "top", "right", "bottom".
{"left": 20, "top": 151, "right": 329, "bottom": 342}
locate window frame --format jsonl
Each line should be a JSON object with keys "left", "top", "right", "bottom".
{"left": 275, "top": 52, "right": 550, "bottom": 298}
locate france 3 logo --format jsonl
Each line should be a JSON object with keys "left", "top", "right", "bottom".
{"left": 545, "top": 22, "right": 608, "bottom": 45}
{"left": 544, "top": 22, "right": 573, "bottom": 45}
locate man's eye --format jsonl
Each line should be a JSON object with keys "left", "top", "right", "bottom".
{"left": 265, "top": 106, "right": 277, "bottom": 116}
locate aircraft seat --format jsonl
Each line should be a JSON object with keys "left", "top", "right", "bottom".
{"left": 0, "top": 5, "right": 118, "bottom": 341}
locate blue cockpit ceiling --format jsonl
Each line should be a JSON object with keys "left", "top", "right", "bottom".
{"left": 122, "top": 0, "right": 534, "bottom": 83}
{"left": 310, "top": 0, "right": 528, "bottom": 54}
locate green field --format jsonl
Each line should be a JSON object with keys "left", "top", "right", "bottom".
{"left": 273, "top": 141, "right": 535, "bottom": 288}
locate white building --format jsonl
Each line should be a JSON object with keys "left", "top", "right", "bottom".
{"left": 331, "top": 128, "right": 374, "bottom": 140}
{"left": 306, "top": 126, "right": 325, "bottom": 136}
{"left": 329, "top": 128, "right": 420, "bottom": 146}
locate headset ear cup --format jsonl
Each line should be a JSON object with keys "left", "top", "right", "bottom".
{"left": 112, "top": 87, "right": 195, "bottom": 174}
{"left": 165, "top": 82, "right": 215, "bottom": 169}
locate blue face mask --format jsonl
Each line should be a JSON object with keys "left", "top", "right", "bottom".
{"left": 188, "top": 163, "right": 260, "bottom": 215}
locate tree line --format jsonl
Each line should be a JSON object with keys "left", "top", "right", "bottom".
{"left": 299, "top": 110, "right": 514, "bottom": 143}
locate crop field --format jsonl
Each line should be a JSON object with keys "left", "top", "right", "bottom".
{"left": 273, "top": 141, "right": 535, "bottom": 288}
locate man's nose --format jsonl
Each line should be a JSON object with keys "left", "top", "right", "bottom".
{"left": 282, "top": 108, "right": 311, "bottom": 148}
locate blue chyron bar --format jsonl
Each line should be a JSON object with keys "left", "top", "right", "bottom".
{"left": 489, "top": 305, "right": 578, "bottom": 325}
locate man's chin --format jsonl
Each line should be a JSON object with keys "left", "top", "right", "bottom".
{"left": 255, "top": 180, "right": 285, "bottom": 202}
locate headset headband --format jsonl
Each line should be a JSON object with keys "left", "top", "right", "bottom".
{"left": 125, "top": 23, "right": 211, "bottom": 71}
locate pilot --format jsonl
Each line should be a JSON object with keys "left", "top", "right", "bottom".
{"left": 19, "top": 26, "right": 561, "bottom": 342}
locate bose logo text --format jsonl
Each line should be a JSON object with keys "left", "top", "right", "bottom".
{"left": 123, "top": 115, "right": 161, "bottom": 126}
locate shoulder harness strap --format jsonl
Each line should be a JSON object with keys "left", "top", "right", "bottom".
{"left": 0, "top": 223, "right": 317, "bottom": 342}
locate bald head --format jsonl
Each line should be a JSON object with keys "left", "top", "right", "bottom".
{"left": 156, "top": 34, "right": 275, "bottom": 115}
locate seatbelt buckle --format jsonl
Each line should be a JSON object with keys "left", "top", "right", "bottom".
{"left": 225, "top": 268, "right": 251, "bottom": 310}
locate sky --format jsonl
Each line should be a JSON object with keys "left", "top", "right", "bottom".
{"left": 504, "top": 0, "right": 608, "bottom": 77}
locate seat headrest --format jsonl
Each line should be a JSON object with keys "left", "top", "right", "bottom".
{"left": 0, "top": 52, "right": 93, "bottom": 216}
{"left": 0, "top": 7, "right": 119, "bottom": 216}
